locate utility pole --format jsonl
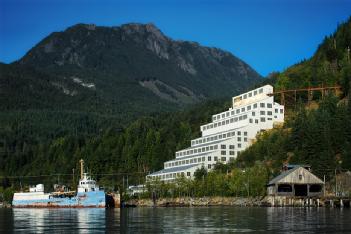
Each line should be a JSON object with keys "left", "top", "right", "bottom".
{"left": 80, "top": 159, "right": 84, "bottom": 179}
{"left": 126, "top": 175, "right": 129, "bottom": 189}
{"left": 323, "top": 175, "right": 326, "bottom": 197}
{"left": 335, "top": 169, "right": 337, "bottom": 197}
{"left": 72, "top": 168, "right": 75, "bottom": 190}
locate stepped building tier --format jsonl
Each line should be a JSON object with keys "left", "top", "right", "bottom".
{"left": 147, "top": 85, "right": 284, "bottom": 182}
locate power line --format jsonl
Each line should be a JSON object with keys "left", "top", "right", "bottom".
{"left": 0, "top": 171, "right": 148, "bottom": 179}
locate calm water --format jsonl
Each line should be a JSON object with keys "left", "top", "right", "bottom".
{"left": 1, "top": 207, "right": 351, "bottom": 233}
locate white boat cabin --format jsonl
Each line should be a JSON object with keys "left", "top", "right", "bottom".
{"left": 77, "top": 173, "right": 100, "bottom": 193}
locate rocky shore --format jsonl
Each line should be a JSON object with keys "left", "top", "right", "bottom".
{"left": 124, "top": 196, "right": 270, "bottom": 207}
{"left": 124, "top": 196, "right": 350, "bottom": 208}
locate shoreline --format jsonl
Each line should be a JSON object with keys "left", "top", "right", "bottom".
{"left": 124, "top": 196, "right": 350, "bottom": 208}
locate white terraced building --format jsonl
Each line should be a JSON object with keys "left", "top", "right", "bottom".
{"left": 147, "top": 85, "right": 284, "bottom": 182}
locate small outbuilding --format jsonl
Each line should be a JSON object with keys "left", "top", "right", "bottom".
{"left": 267, "top": 165, "right": 324, "bottom": 197}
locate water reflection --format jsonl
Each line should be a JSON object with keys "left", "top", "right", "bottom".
{"left": 1, "top": 207, "right": 350, "bottom": 233}
{"left": 11, "top": 208, "right": 111, "bottom": 233}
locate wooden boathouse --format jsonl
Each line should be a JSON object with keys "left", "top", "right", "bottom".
{"left": 267, "top": 165, "right": 324, "bottom": 197}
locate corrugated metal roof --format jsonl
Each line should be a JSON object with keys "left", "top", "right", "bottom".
{"left": 268, "top": 167, "right": 300, "bottom": 185}
{"left": 148, "top": 164, "right": 200, "bottom": 176}
{"left": 268, "top": 166, "right": 324, "bottom": 185}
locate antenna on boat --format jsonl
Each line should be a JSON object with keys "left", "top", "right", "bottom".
{"left": 80, "top": 159, "right": 84, "bottom": 179}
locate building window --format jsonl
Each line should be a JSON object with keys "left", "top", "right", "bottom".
{"left": 229, "top": 151, "right": 235, "bottom": 155}
{"left": 226, "top": 112, "right": 229, "bottom": 117}
{"left": 252, "top": 112, "right": 255, "bottom": 116}
{"left": 260, "top": 103, "right": 265, "bottom": 108}
{"left": 227, "top": 133, "right": 231, "bottom": 137}
{"left": 202, "top": 157, "right": 205, "bottom": 162}
{"left": 248, "top": 92, "right": 252, "bottom": 97}
{"left": 254, "top": 90, "right": 257, "bottom": 95}
{"left": 243, "top": 94, "right": 247, "bottom": 99}
{"left": 221, "top": 151, "right": 226, "bottom": 155}
{"left": 260, "top": 111, "right": 265, "bottom": 115}
{"left": 221, "top": 144, "right": 226, "bottom": 149}
{"left": 255, "top": 119, "right": 258, "bottom": 124}
{"left": 222, "top": 121, "right": 225, "bottom": 125}
{"left": 208, "top": 164, "right": 212, "bottom": 169}
{"left": 238, "top": 143, "right": 242, "bottom": 148}
{"left": 222, "top": 114, "right": 225, "bottom": 118}
{"left": 210, "top": 146, "right": 213, "bottom": 150}
{"left": 231, "top": 111, "right": 234, "bottom": 115}
{"left": 247, "top": 106, "right": 251, "bottom": 110}
{"left": 259, "top": 88, "right": 263, "bottom": 93}
{"left": 187, "top": 172, "right": 190, "bottom": 177}
{"left": 226, "top": 120, "right": 229, "bottom": 124}
{"left": 236, "top": 109, "right": 240, "bottom": 114}
{"left": 206, "top": 146, "right": 209, "bottom": 151}
{"left": 237, "top": 131, "right": 241, "bottom": 135}
{"left": 280, "top": 109, "right": 284, "bottom": 113}
{"left": 237, "top": 137, "right": 241, "bottom": 141}
{"left": 244, "top": 137, "right": 248, "bottom": 142}
{"left": 275, "top": 109, "right": 278, "bottom": 113}
{"left": 267, "top": 103, "right": 272, "bottom": 108}
{"left": 208, "top": 156, "right": 212, "bottom": 161}
{"left": 213, "top": 116, "right": 216, "bottom": 121}
{"left": 267, "top": 111, "right": 272, "bottom": 115}
{"left": 221, "top": 157, "right": 226, "bottom": 161}
{"left": 229, "top": 157, "right": 235, "bottom": 161}
{"left": 229, "top": 145, "right": 235, "bottom": 149}
{"left": 186, "top": 160, "right": 189, "bottom": 164}
{"left": 214, "top": 156, "right": 218, "bottom": 161}
{"left": 260, "top": 117, "right": 265, "bottom": 122}
{"left": 231, "top": 132, "right": 235, "bottom": 136}
{"left": 253, "top": 103, "right": 257, "bottom": 109}
{"left": 244, "top": 132, "right": 247, "bottom": 136}
{"left": 214, "top": 145, "right": 218, "bottom": 149}
{"left": 222, "top": 134, "right": 226, "bottom": 138}
{"left": 268, "top": 118, "right": 272, "bottom": 120}
{"left": 241, "top": 108, "right": 245, "bottom": 112}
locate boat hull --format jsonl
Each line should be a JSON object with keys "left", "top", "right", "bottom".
{"left": 12, "top": 191, "right": 106, "bottom": 208}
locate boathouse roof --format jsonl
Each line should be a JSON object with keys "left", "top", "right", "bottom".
{"left": 268, "top": 166, "right": 324, "bottom": 186}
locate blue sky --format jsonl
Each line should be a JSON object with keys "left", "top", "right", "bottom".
{"left": 0, "top": 0, "right": 350, "bottom": 76}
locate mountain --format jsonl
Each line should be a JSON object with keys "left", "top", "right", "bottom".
{"left": 1, "top": 23, "right": 261, "bottom": 118}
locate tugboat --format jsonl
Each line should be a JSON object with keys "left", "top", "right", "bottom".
{"left": 12, "top": 159, "right": 106, "bottom": 208}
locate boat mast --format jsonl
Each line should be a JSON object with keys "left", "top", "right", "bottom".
{"left": 80, "top": 159, "right": 84, "bottom": 179}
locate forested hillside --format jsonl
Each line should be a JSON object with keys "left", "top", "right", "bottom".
{"left": 272, "top": 17, "right": 351, "bottom": 94}
{"left": 0, "top": 99, "right": 230, "bottom": 189}
{"left": 236, "top": 17, "right": 351, "bottom": 177}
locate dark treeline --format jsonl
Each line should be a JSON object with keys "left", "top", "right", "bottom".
{"left": 0, "top": 99, "right": 229, "bottom": 189}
